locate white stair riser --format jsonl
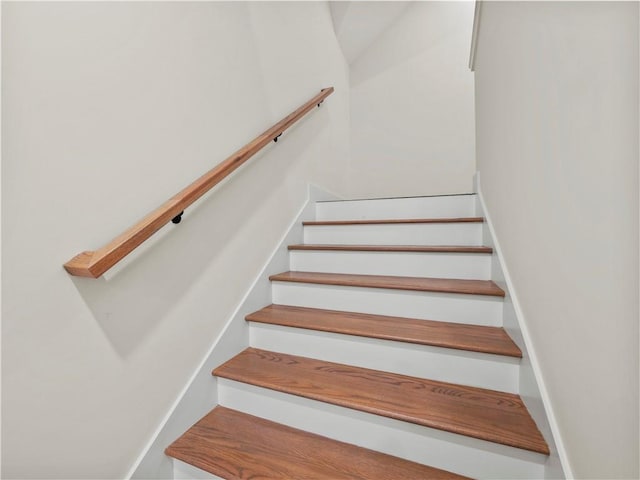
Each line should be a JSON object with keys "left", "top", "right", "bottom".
{"left": 272, "top": 282, "right": 504, "bottom": 327}
{"left": 217, "top": 379, "right": 546, "bottom": 480}
{"left": 173, "top": 460, "right": 222, "bottom": 480}
{"left": 315, "top": 195, "right": 477, "bottom": 221}
{"left": 289, "top": 250, "right": 492, "bottom": 280}
{"left": 304, "top": 222, "right": 483, "bottom": 246}
{"left": 249, "top": 323, "right": 519, "bottom": 393}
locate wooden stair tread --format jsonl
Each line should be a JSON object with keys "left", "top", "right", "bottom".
{"left": 166, "top": 406, "right": 468, "bottom": 480}
{"left": 303, "top": 217, "right": 484, "bottom": 226}
{"left": 246, "top": 305, "right": 521, "bottom": 357}
{"left": 288, "top": 244, "right": 493, "bottom": 253}
{"left": 214, "top": 348, "right": 549, "bottom": 455}
{"left": 269, "top": 271, "right": 506, "bottom": 297}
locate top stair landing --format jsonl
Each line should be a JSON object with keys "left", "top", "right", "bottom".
{"left": 315, "top": 193, "right": 477, "bottom": 221}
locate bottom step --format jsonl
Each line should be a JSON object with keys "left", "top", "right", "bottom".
{"left": 166, "top": 406, "right": 467, "bottom": 479}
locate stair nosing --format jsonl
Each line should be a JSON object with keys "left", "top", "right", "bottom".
{"left": 247, "top": 304, "right": 522, "bottom": 358}
{"left": 269, "top": 271, "right": 506, "bottom": 297}
{"left": 166, "top": 406, "right": 470, "bottom": 479}
{"left": 288, "top": 244, "right": 493, "bottom": 254}
{"left": 303, "top": 217, "right": 484, "bottom": 226}
{"left": 213, "top": 348, "right": 550, "bottom": 456}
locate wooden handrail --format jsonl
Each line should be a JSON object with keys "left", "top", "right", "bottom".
{"left": 64, "top": 87, "right": 335, "bottom": 278}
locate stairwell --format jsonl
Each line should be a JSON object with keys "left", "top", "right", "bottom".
{"left": 165, "top": 193, "right": 550, "bottom": 479}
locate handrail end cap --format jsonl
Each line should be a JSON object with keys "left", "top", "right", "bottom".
{"left": 64, "top": 251, "right": 101, "bottom": 278}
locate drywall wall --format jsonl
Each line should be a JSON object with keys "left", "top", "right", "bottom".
{"left": 329, "top": 1, "right": 410, "bottom": 64}
{"left": 474, "top": 2, "right": 639, "bottom": 478}
{"left": 347, "top": 1, "right": 476, "bottom": 197}
{"left": 476, "top": 187, "right": 565, "bottom": 479}
{"left": 1, "top": 2, "right": 349, "bottom": 478}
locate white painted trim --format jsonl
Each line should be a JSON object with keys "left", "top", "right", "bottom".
{"left": 303, "top": 222, "right": 484, "bottom": 246}
{"left": 476, "top": 177, "right": 574, "bottom": 478}
{"left": 125, "top": 184, "right": 340, "bottom": 479}
{"left": 173, "top": 460, "right": 222, "bottom": 480}
{"left": 289, "top": 249, "right": 492, "bottom": 280}
{"left": 271, "top": 282, "right": 504, "bottom": 327}
{"left": 0, "top": 3, "right": 4, "bottom": 474}
{"left": 469, "top": 0, "right": 483, "bottom": 72}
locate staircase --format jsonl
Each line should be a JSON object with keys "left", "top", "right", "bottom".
{"left": 165, "top": 193, "right": 550, "bottom": 479}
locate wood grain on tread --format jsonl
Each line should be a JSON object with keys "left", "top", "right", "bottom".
{"left": 246, "top": 305, "right": 521, "bottom": 357}
{"left": 269, "top": 271, "right": 506, "bottom": 297}
{"left": 214, "top": 349, "right": 549, "bottom": 455}
{"left": 303, "top": 217, "right": 484, "bottom": 226}
{"left": 288, "top": 244, "right": 493, "bottom": 253}
{"left": 166, "top": 406, "right": 468, "bottom": 480}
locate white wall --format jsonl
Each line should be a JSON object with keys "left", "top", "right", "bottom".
{"left": 1, "top": 2, "right": 349, "bottom": 478}
{"left": 474, "top": 2, "right": 639, "bottom": 478}
{"left": 329, "top": 1, "right": 410, "bottom": 65}
{"left": 348, "top": 1, "right": 476, "bottom": 198}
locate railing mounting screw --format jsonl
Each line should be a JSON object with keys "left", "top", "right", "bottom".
{"left": 172, "top": 211, "right": 184, "bottom": 224}
{"left": 318, "top": 89, "right": 327, "bottom": 107}
{"left": 273, "top": 133, "right": 282, "bottom": 143}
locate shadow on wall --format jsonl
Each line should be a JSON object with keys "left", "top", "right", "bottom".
{"left": 68, "top": 110, "right": 329, "bottom": 359}
{"left": 330, "top": 1, "right": 411, "bottom": 65}
{"left": 349, "top": 1, "right": 474, "bottom": 88}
